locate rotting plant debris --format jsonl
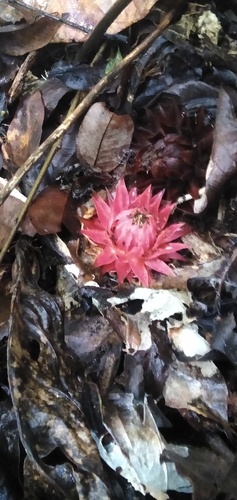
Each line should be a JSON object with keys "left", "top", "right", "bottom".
{"left": 1, "top": 1, "right": 237, "bottom": 499}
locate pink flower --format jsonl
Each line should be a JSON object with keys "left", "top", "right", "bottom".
{"left": 81, "top": 179, "right": 189, "bottom": 286}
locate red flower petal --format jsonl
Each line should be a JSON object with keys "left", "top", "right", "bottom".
{"left": 93, "top": 196, "right": 112, "bottom": 230}
{"left": 146, "top": 258, "right": 175, "bottom": 276}
{"left": 150, "top": 242, "right": 188, "bottom": 258}
{"left": 154, "top": 223, "right": 188, "bottom": 246}
{"left": 95, "top": 246, "right": 116, "bottom": 267}
{"left": 115, "top": 259, "right": 132, "bottom": 283}
{"left": 81, "top": 228, "right": 109, "bottom": 245}
{"left": 130, "top": 184, "right": 152, "bottom": 210}
{"left": 110, "top": 178, "right": 129, "bottom": 215}
{"left": 128, "top": 257, "right": 151, "bottom": 286}
{"left": 156, "top": 203, "right": 176, "bottom": 230}
{"left": 148, "top": 189, "right": 165, "bottom": 216}
{"left": 80, "top": 180, "right": 190, "bottom": 284}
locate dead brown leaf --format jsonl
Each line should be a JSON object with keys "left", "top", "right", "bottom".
{"left": 76, "top": 102, "right": 134, "bottom": 172}
{"left": 4, "top": 90, "right": 44, "bottom": 167}
{"left": 0, "top": 177, "right": 35, "bottom": 248}
{"left": 194, "top": 88, "right": 237, "bottom": 213}
{"left": 27, "top": 187, "right": 69, "bottom": 235}
{"left": 0, "top": 17, "right": 60, "bottom": 56}
{"left": 1, "top": 0, "right": 158, "bottom": 48}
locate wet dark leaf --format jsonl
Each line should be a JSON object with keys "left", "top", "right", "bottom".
{"left": 0, "top": 91, "right": 7, "bottom": 124}
{"left": 40, "top": 77, "right": 69, "bottom": 115}
{"left": 65, "top": 313, "right": 122, "bottom": 396}
{"left": 0, "top": 398, "right": 21, "bottom": 499}
{"left": 163, "top": 446, "right": 237, "bottom": 500}
{"left": 0, "top": 54, "right": 21, "bottom": 85}
{"left": 8, "top": 239, "right": 111, "bottom": 498}
{"left": 49, "top": 63, "right": 105, "bottom": 91}
{"left": 166, "top": 80, "right": 219, "bottom": 113}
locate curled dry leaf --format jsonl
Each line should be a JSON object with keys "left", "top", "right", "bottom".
{"left": 77, "top": 102, "right": 134, "bottom": 172}
{"left": 4, "top": 90, "right": 44, "bottom": 167}
{"left": 194, "top": 88, "right": 237, "bottom": 213}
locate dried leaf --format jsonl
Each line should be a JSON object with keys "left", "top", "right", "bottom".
{"left": 77, "top": 102, "right": 134, "bottom": 172}
{"left": 92, "top": 390, "right": 191, "bottom": 498}
{"left": 5, "top": 90, "right": 44, "bottom": 167}
{"left": 194, "top": 88, "right": 237, "bottom": 213}
{"left": 0, "top": 17, "right": 60, "bottom": 56}
{"left": 1, "top": 0, "right": 158, "bottom": 48}
{"left": 0, "top": 177, "right": 35, "bottom": 247}
{"left": 27, "top": 186, "right": 69, "bottom": 234}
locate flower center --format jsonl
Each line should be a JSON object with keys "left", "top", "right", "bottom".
{"left": 130, "top": 210, "right": 149, "bottom": 227}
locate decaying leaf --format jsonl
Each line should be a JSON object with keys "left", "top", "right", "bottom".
{"left": 92, "top": 390, "right": 192, "bottom": 498}
{"left": 4, "top": 90, "right": 44, "bottom": 167}
{"left": 163, "top": 358, "right": 228, "bottom": 421}
{"left": 8, "top": 239, "right": 111, "bottom": 498}
{"left": 194, "top": 88, "right": 237, "bottom": 213}
{"left": 27, "top": 186, "right": 69, "bottom": 234}
{"left": 0, "top": 0, "right": 159, "bottom": 49}
{"left": 0, "top": 177, "right": 35, "bottom": 248}
{"left": 0, "top": 17, "right": 60, "bottom": 56}
{"left": 164, "top": 446, "right": 237, "bottom": 500}
{"left": 76, "top": 102, "right": 134, "bottom": 172}
{"left": 86, "top": 286, "right": 213, "bottom": 358}
{"left": 0, "top": 398, "right": 21, "bottom": 495}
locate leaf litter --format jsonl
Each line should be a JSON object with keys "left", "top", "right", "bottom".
{"left": 1, "top": 1, "right": 237, "bottom": 499}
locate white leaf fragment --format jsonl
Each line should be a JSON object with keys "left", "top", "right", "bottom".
{"left": 164, "top": 359, "right": 228, "bottom": 421}
{"left": 108, "top": 287, "right": 209, "bottom": 357}
{"left": 167, "top": 322, "right": 211, "bottom": 358}
{"left": 94, "top": 394, "right": 191, "bottom": 498}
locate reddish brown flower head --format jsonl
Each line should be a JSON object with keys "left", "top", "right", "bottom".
{"left": 81, "top": 179, "right": 189, "bottom": 286}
